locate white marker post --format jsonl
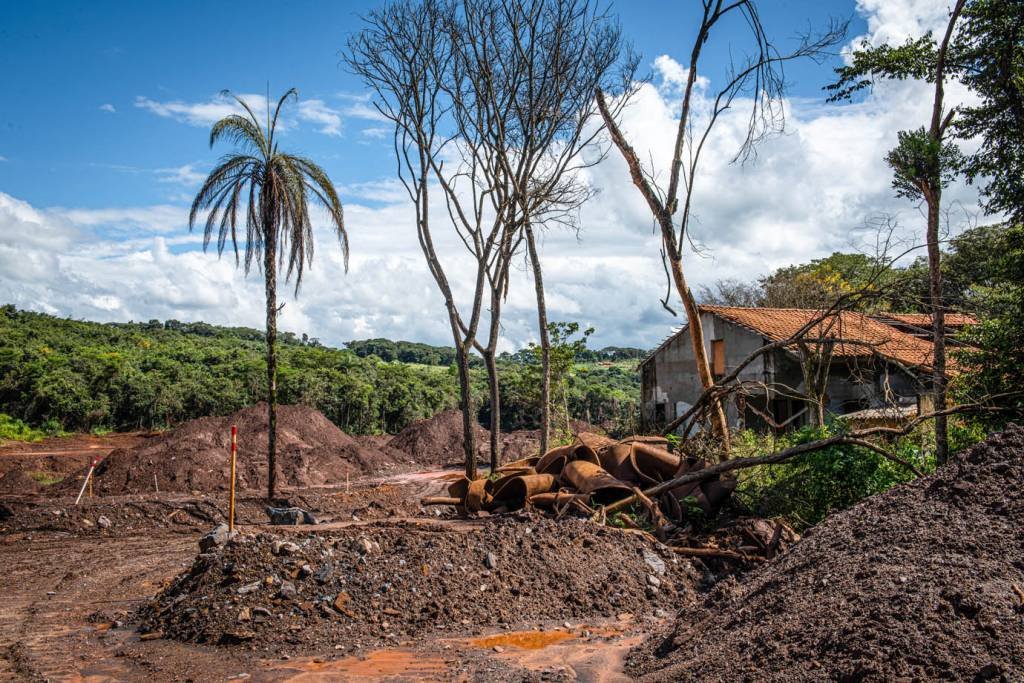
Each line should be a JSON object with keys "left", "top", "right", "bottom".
{"left": 75, "top": 455, "right": 102, "bottom": 506}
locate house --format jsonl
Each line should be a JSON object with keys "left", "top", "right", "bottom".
{"left": 639, "top": 306, "right": 954, "bottom": 433}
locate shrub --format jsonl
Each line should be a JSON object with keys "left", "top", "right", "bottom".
{"left": 732, "top": 424, "right": 932, "bottom": 529}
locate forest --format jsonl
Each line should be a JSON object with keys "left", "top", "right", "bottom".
{"left": 0, "top": 305, "right": 641, "bottom": 437}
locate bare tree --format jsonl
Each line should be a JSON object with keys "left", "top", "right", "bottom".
{"left": 452, "top": 0, "right": 636, "bottom": 458}
{"left": 350, "top": 0, "right": 633, "bottom": 473}
{"left": 348, "top": 0, "right": 486, "bottom": 478}
{"left": 596, "top": 2, "right": 846, "bottom": 458}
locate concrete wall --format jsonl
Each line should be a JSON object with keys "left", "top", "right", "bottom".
{"left": 641, "top": 314, "right": 770, "bottom": 431}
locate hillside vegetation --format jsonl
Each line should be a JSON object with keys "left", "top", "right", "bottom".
{"left": 0, "top": 306, "right": 640, "bottom": 437}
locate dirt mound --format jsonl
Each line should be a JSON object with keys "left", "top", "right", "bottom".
{"left": 138, "top": 515, "right": 696, "bottom": 654}
{"left": 65, "top": 404, "right": 412, "bottom": 496}
{"left": 629, "top": 425, "right": 1024, "bottom": 682}
{"left": 388, "top": 410, "right": 491, "bottom": 466}
{"left": 386, "top": 411, "right": 605, "bottom": 467}
{"left": 0, "top": 469, "right": 41, "bottom": 495}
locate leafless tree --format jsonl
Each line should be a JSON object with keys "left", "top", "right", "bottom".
{"left": 452, "top": 0, "right": 636, "bottom": 458}
{"left": 595, "top": 1, "right": 846, "bottom": 459}
{"left": 348, "top": 0, "right": 630, "bottom": 475}
{"left": 348, "top": 0, "right": 485, "bottom": 477}
{"left": 348, "top": 0, "right": 633, "bottom": 474}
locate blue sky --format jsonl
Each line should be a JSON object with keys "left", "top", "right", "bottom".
{"left": 0, "top": 1, "right": 980, "bottom": 351}
{"left": 1, "top": 1, "right": 864, "bottom": 210}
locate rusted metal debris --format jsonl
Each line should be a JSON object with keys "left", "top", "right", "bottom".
{"left": 426, "top": 433, "right": 738, "bottom": 530}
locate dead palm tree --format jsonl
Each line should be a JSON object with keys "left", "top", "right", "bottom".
{"left": 189, "top": 88, "right": 347, "bottom": 501}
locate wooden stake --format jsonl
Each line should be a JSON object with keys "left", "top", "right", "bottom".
{"left": 228, "top": 424, "right": 237, "bottom": 532}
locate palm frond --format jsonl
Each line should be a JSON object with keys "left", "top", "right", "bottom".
{"left": 209, "top": 115, "right": 267, "bottom": 156}
{"left": 191, "top": 89, "right": 347, "bottom": 288}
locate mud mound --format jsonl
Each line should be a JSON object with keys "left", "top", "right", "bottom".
{"left": 629, "top": 425, "right": 1024, "bottom": 682}
{"left": 66, "top": 404, "right": 412, "bottom": 496}
{"left": 139, "top": 516, "right": 696, "bottom": 654}
{"left": 388, "top": 410, "right": 491, "bottom": 466}
{"left": 0, "top": 469, "right": 41, "bottom": 495}
{"left": 387, "top": 411, "right": 602, "bottom": 467}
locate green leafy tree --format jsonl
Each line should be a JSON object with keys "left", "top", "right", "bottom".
{"left": 955, "top": 224, "right": 1024, "bottom": 422}
{"left": 828, "top": 1, "right": 968, "bottom": 463}
{"left": 189, "top": 89, "right": 348, "bottom": 500}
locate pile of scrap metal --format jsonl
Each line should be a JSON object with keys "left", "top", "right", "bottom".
{"left": 424, "top": 433, "right": 736, "bottom": 535}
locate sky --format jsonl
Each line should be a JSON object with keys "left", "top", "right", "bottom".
{"left": 0, "top": 0, "right": 983, "bottom": 352}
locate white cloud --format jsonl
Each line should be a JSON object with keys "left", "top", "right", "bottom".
{"left": 134, "top": 93, "right": 252, "bottom": 127}
{"left": 360, "top": 126, "right": 390, "bottom": 140}
{"left": 136, "top": 92, "right": 345, "bottom": 137}
{"left": 99, "top": 103, "right": 116, "bottom": 113}
{"left": 854, "top": 0, "right": 956, "bottom": 47}
{"left": 0, "top": 156, "right": 7, "bottom": 162}
{"left": 155, "top": 163, "right": 205, "bottom": 187}
{"left": 297, "top": 99, "right": 342, "bottom": 136}
{"left": 652, "top": 54, "right": 709, "bottom": 95}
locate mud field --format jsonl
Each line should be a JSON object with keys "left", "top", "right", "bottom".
{"left": 1, "top": 419, "right": 1021, "bottom": 681}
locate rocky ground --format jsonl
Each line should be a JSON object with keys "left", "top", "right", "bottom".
{"left": 137, "top": 515, "right": 693, "bottom": 655}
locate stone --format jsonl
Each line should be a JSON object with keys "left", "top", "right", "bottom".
{"left": 266, "top": 506, "right": 318, "bottom": 525}
{"left": 272, "top": 541, "right": 301, "bottom": 556}
{"left": 299, "top": 564, "right": 313, "bottom": 579}
{"left": 351, "top": 537, "right": 375, "bottom": 555}
{"left": 314, "top": 562, "right": 334, "bottom": 584}
{"left": 642, "top": 548, "right": 666, "bottom": 575}
{"left": 97, "top": 515, "right": 112, "bottom": 529}
{"left": 278, "top": 581, "right": 297, "bottom": 600}
{"left": 484, "top": 552, "right": 497, "bottom": 569}
{"left": 647, "top": 574, "right": 662, "bottom": 588}
{"left": 236, "top": 581, "right": 261, "bottom": 596}
{"left": 237, "top": 607, "right": 251, "bottom": 622}
{"left": 199, "top": 523, "right": 236, "bottom": 553}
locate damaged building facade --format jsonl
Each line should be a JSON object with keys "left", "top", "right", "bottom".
{"left": 640, "top": 306, "right": 958, "bottom": 433}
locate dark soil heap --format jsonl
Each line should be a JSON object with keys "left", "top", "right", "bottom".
{"left": 0, "top": 469, "right": 42, "bottom": 495}
{"left": 387, "top": 410, "right": 600, "bottom": 466}
{"left": 629, "top": 425, "right": 1024, "bottom": 682}
{"left": 139, "top": 516, "right": 695, "bottom": 653}
{"left": 73, "top": 404, "right": 412, "bottom": 495}
{"left": 387, "top": 409, "right": 491, "bottom": 466}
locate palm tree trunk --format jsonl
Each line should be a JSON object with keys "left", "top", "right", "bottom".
{"left": 264, "top": 228, "right": 279, "bottom": 501}
{"left": 525, "top": 225, "right": 551, "bottom": 455}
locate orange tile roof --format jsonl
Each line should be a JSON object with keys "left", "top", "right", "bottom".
{"left": 699, "top": 306, "right": 946, "bottom": 373}
{"left": 875, "top": 312, "right": 977, "bottom": 327}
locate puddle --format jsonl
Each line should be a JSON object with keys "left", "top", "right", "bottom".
{"left": 265, "top": 649, "right": 450, "bottom": 682}
{"left": 469, "top": 630, "right": 575, "bottom": 650}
